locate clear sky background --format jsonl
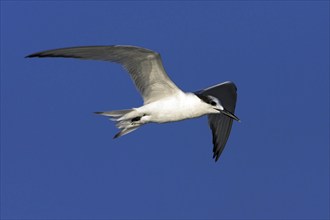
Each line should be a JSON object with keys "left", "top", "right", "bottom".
{"left": 1, "top": 1, "right": 329, "bottom": 219}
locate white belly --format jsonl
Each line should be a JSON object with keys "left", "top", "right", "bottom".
{"left": 136, "top": 93, "right": 209, "bottom": 123}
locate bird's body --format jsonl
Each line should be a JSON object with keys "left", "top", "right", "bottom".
{"left": 26, "top": 45, "right": 239, "bottom": 161}
{"left": 135, "top": 92, "right": 217, "bottom": 123}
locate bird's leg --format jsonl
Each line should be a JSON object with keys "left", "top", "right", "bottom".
{"left": 131, "top": 116, "right": 142, "bottom": 122}
{"left": 130, "top": 114, "right": 147, "bottom": 126}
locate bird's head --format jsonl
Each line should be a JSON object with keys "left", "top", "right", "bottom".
{"left": 196, "top": 94, "right": 240, "bottom": 121}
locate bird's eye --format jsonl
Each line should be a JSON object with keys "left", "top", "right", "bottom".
{"left": 210, "top": 101, "right": 217, "bottom": 106}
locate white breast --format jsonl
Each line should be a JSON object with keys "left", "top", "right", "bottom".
{"left": 137, "top": 92, "right": 210, "bottom": 123}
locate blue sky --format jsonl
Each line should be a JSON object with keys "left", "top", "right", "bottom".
{"left": 1, "top": 1, "right": 329, "bottom": 219}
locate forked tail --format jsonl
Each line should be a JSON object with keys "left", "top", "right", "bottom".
{"left": 95, "top": 109, "right": 142, "bottom": 138}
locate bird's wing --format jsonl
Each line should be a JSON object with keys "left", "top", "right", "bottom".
{"left": 26, "top": 45, "right": 182, "bottom": 104}
{"left": 197, "top": 81, "right": 238, "bottom": 161}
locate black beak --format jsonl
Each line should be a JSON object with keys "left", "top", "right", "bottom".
{"left": 216, "top": 108, "right": 240, "bottom": 122}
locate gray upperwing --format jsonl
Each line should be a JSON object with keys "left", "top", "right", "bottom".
{"left": 196, "top": 81, "right": 238, "bottom": 161}
{"left": 26, "top": 45, "right": 182, "bottom": 104}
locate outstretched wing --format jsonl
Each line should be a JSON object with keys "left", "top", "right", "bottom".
{"left": 197, "top": 81, "right": 238, "bottom": 162}
{"left": 26, "top": 45, "right": 182, "bottom": 104}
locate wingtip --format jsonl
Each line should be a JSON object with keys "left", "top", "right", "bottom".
{"left": 25, "top": 52, "right": 43, "bottom": 58}
{"left": 212, "top": 152, "right": 220, "bottom": 162}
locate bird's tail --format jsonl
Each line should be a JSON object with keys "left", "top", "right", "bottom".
{"left": 95, "top": 109, "right": 142, "bottom": 138}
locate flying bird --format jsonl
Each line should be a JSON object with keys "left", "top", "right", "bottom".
{"left": 26, "top": 45, "right": 239, "bottom": 161}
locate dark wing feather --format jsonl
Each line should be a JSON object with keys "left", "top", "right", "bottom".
{"left": 196, "top": 81, "right": 238, "bottom": 162}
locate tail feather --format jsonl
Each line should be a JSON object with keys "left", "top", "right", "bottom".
{"left": 95, "top": 109, "right": 142, "bottom": 138}
{"left": 113, "top": 126, "right": 139, "bottom": 139}
{"left": 115, "top": 120, "right": 132, "bottom": 129}
{"left": 95, "top": 109, "right": 133, "bottom": 118}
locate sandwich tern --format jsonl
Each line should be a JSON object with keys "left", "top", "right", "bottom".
{"left": 26, "top": 45, "right": 239, "bottom": 161}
